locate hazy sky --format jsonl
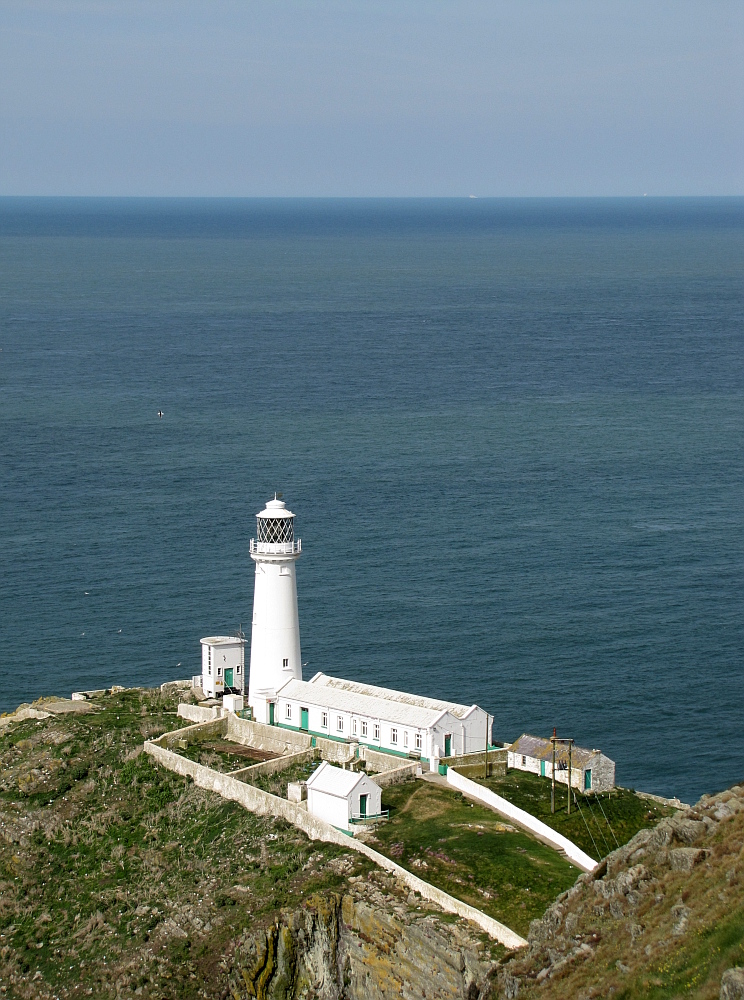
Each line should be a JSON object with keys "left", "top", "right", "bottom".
{"left": 1, "top": 1, "right": 742, "bottom": 196}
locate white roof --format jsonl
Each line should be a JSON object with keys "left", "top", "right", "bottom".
{"left": 305, "top": 760, "right": 369, "bottom": 798}
{"left": 256, "top": 497, "right": 295, "bottom": 519}
{"left": 277, "top": 672, "right": 479, "bottom": 730}
{"left": 200, "top": 635, "right": 244, "bottom": 647}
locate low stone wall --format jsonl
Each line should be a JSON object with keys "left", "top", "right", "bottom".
{"left": 631, "top": 788, "right": 689, "bottom": 811}
{"left": 447, "top": 767, "right": 597, "bottom": 873}
{"left": 175, "top": 708, "right": 357, "bottom": 764}
{"left": 226, "top": 715, "right": 313, "bottom": 755}
{"left": 144, "top": 740, "right": 526, "bottom": 949}
{"left": 314, "top": 736, "right": 357, "bottom": 764}
{"left": 156, "top": 717, "right": 226, "bottom": 750}
{"left": 442, "top": 749, "right": 507, "bottom": 778}
{"left": 360, "top": 746, "right": 413, "bottom": 773}
{"left": 372, "top": 762, "right": 420, "bottom": 788}
{"left": 177, "top": 703, "right": 222, "bottom": 724}
{"left": 230, "top": 748, "right": 315, "bottom": 780}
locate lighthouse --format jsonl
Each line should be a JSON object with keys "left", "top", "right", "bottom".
{"left": 248, "top": 496, "right": 303, "bottom": 724}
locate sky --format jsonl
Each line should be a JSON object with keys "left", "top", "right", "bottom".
{"left": 0, "top": 1, "right": 742, "bottom": 196}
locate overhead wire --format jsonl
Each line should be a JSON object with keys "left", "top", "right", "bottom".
{"left": 596, "top": 793, "right": 620, "bottom": 849}
{"left": 574, "top": 795, "right": 600, "bottom": 859}
{"left": 585, "top": 797, "right": 611, "bottom": 856}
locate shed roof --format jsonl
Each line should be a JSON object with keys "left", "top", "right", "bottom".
{"left": 200, "top": 636, "right": 244, "bottom": 647}
{"left": 277, "top": 673, "right": 477, "bottom": 730}
{"left": 305, "top": 761, "right": 369, "bottom": 798}
{"left": 510, "top": 734, "right": 612, "bottom": 769}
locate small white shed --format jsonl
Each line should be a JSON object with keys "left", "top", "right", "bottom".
{"left": 200, "top": 636, "right": 245, "bottom": 699}
{"left": 305, "top": 761, "right": 382, "bottom": 832}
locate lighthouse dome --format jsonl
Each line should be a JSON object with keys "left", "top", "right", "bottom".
{"left": 257, "top": 497, "right": 295, "bottom": 519}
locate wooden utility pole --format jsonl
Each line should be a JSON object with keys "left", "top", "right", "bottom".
{"left": 551, "top": 728, "right": 556, "bottom": 814}
{"left": 484, "top": 714, "right": 489, "bottom": 780}
{"left": 551, "top": 732, "right": 575, "bottom": 815}
{"left": 568, "top": 740, "right": 573, "bottom": 814}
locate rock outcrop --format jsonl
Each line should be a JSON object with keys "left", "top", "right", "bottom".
{"left": 228, "top": 888, "right": 495, "bottom": 1000}
{"left": 488, "top": 785, "right": 744, "bottom": 999}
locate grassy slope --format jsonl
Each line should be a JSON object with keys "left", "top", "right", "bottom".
{"left": 371, "top": 780, "right": 578, "bottom": 937}
{"left": 0, "top": 689, "right": 372, "bottom": 1000}
{"left": 476, "top": 769, "right": 673, "bottom": 859}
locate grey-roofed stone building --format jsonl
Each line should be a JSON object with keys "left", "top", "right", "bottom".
{"left": 507, "top": 733, "right": 615, "bottom": 792}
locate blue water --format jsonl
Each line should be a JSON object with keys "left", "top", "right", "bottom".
{"left": 1, "top": 197, "right": 742, "bottom": 802}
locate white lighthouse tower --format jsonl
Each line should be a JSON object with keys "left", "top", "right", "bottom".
{"left": 248, "top": 496, "right": 303, "bottom": 724}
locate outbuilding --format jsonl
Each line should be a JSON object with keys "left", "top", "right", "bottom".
{"left": 305, "top": 761, "right": 382, "bottom": 831}
{"left": 507, "top": 734, "right": 616, "bottom": 793}
{"left": 200, "top": 636, "right": 245, "bottom": 699}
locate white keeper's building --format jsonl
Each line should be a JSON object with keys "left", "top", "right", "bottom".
{"left": 276, "top": 672, "right": 490, "bottom": 764}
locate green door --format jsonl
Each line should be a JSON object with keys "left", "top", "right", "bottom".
{"left": 300, "top": 707, "right": 309, "bottom": 731}
{"left": 584, "top": 769, "right": 592, "bottom": 790}
{"left": 444, "top": 735, "right": 451, "bottom": 757}
{"left": 540, "top": 760, "right": 545, "bottom": 777}
{"left": 269, "top": 702, "right": 275, "bottom": 726}
{"left": 359, "top": 794, "right": 367, "bottom": 818}
{"left": 224, "top": 668, "right": 234, "bottom": 688}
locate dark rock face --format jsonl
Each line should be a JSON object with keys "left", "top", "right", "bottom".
{"left": 228, "top": 892, "right": 495, "bottom": 1000}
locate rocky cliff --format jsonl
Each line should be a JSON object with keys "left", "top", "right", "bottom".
{"left": 228, "top": 880, "right": 495, "bottom": 1000}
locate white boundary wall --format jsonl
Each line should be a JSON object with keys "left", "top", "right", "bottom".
{"left": 144, "top": 738, "right": 526, "bottom": 949}
{"left": 446, "top": 767, "right": 598, "bottom": 873}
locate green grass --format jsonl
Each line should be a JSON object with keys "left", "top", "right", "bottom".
{"left": 372, "top": 780, "right": 578, "bottom": 937}
{"left": 475, "top": 769, "right": 673, "bottom": 859}
{"left": 245, "top": 758, "right": 320, "bottom": 796}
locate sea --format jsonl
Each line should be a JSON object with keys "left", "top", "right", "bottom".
{"left": 1, "top": 197, "right": 742, "bottom": 803}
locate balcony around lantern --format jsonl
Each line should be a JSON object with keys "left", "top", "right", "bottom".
{"left": 250, "top": 538, "right": 302, "bottom": 555}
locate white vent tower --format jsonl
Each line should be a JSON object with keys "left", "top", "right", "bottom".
{"left": 248, "top": 496, "right": 302, "bottom": 724}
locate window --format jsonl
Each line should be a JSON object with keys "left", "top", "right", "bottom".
{"left": 361, "top": 721, "right": 368, "bottom": 737}
{"left": 208, "top": 648, "right": 212, "bottom": 675}
{"left": 391, "top": 728, "right": 398, "bottom": 744}
{"left": 403, "top": 731, "right": 408, "bottom": 748}
{"left": 373, "top": 724, "right": 380, "bottom": 740}
{"left": 322, "top": 712, "right": 328, "bottom": 728}
{"left": 352, "top": 719, "right": 357, "bottom": 735}
{"left": 522, "top": 755, "right": 526, "bottom": 767}
{"left": 285, "top": 704, "right": 292, "bottom": 719}
{"left": 217, "top": 668, "right": 222, "bottom": 677}
{"left": 337, "top": 716, "right": 344, "bottom": 732}
{"left": 282, "top": 658, "right": 289, "bottom": 667}
{"left": 415, "top": 733, "right": 422, "bottom": 750}
{"left": 236, "top": 664, "right": 241, "bottom": 674}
